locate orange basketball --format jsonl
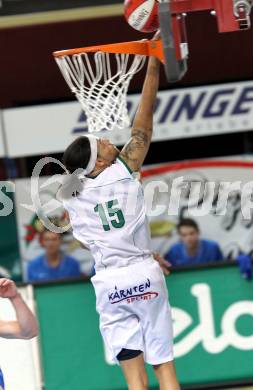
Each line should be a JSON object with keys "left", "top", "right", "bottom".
{"left": 124, "top": 0, "right": 160, "bottom": 33}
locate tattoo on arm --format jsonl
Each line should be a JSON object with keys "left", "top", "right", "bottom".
{"left": 120, "top": 128, "right": 151, "bottom": 170}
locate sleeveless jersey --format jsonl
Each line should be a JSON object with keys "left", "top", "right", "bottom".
{"left": 63, "top": 157, "right": 152, "bottom": 272}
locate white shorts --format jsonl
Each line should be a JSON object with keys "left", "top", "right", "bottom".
{"left": 91, "top": 257, "right": 174, "bottom": 365}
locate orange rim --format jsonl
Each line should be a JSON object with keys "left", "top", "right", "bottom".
{"left": 53, "top": 39, "right": 165, "bottom": 64}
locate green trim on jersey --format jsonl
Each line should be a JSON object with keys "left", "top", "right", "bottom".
{"left": 117, "top": 156, "right": 133, "bottom": 174}
{"left": 94, "top": 199, "right": 125, "bottom": 231}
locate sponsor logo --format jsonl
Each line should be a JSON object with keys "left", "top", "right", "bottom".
{"left": 72, "top": 84, "right": 253, "bottom": 137}
{"left": 104, "top": 282, "right": 253, "bottom": 365}
{"left": 173, "top": 283, "right": 253, "bottom": 357}
{"left": 108, "top": 278, "right": 158, "bottom": 304}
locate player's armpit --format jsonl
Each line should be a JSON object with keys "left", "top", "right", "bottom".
{"left": 119, "top": 127, "right": 152, "bottom": 172}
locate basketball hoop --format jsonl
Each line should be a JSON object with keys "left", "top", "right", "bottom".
{"left": 53, "top": 0, "right": 252, "bottom": 133}
{"left": 53, "top": 39, "right": 164, "bottom": 133}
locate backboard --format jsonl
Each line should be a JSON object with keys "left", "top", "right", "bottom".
{"left": 158, "top": 0, "right": 253, "bottom": 83}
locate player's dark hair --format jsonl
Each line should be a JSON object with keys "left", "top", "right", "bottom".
{"left": 177, "top": 218, "right": 199, "bottom": 233}
{"left": 62, "top": 136, "right": 91, "bottom": 173}
{"left": 59, "top": 137, "right": 91, "bottom": 200}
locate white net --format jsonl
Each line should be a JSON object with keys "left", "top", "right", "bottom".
{"left": 55, "top": 51, "right": 146, "bottom": 132}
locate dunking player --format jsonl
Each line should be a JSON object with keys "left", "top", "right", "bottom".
{"left": 61, "top": 47, "right": 180, "bottom": 389}
{"left": 0, "top": 278, "right": 38, "bottom": 389}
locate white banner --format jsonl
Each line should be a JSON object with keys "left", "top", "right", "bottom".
{"left": 0, "top": 112, "right": 5, "bottom": 157}
{"left": 142, "top": 155, "right": 253, "bottom": 260}
{"left": 3, "top": 80, "right": 253, "bottom": 157}
{"left": 0, "top": 285, "right": 42, "bottom": 390}
{"left": 13, "top": 154, "right": 253, "bottom": 270}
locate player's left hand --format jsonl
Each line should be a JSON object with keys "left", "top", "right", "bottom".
{"left": 153, "top": 253, "right": 171, "bottom": 276}
{"left": 0, "top": 278, "right": 18, "bottom": 299}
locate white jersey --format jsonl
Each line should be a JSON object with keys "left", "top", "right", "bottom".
{"left": 63, "top": 157, "right": 152, "bottom": 272}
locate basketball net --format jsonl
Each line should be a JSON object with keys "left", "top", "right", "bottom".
{"left": 55, "top": 51, "right": 146, "bottom": 132}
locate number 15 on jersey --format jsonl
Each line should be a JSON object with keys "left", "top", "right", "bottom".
{"left": 94, "top": 199, "right": 125, "bottom": 232}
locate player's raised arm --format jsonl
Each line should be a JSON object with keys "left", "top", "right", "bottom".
{"left": 120, "top": 53, "right": 160, "bottom": 172}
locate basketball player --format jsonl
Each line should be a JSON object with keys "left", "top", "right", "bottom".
{"left": 61, "top": 48, "right": 180, "bottom": 390}
{"left": 0, "top": 278, "right": 38, "bottom": 389}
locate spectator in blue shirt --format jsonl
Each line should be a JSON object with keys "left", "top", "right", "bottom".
{"left": 165, "top": 218, "right": 223, "bottom": 266}
{"left": 27, "top": 229, "right": 82, "bottom": 282}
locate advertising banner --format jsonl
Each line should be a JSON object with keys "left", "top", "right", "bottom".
{"left": 3, "top": 80, "right": 253, "bottom": 157}
{"left": 12, "top": 154, "right": 253, "bottom": 281}
{"left": 35, "top": 266, "right": 253, "bottom": 389}
{"left": 142, "top": 155, "right": 253, "bottom": 262}
{"left": 0, "top": 185, "right": 22, "bottom": 281}
{"left": 170, "top": 266, "right": 253, "bottom": 385}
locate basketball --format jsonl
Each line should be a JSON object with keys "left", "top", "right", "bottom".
{"left": 124, "top": 0, "right": 160, "bottom": 33}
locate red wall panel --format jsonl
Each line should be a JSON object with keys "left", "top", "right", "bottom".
{"left": 0, "top": 12, "right": 252, "bottom": 108}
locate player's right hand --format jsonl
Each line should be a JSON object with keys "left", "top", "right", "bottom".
{"left": 153, "top": 253, "right": 171, "bottom": 276}
{"left": 0, "top": 278, "right": 18, "bottom": 299}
